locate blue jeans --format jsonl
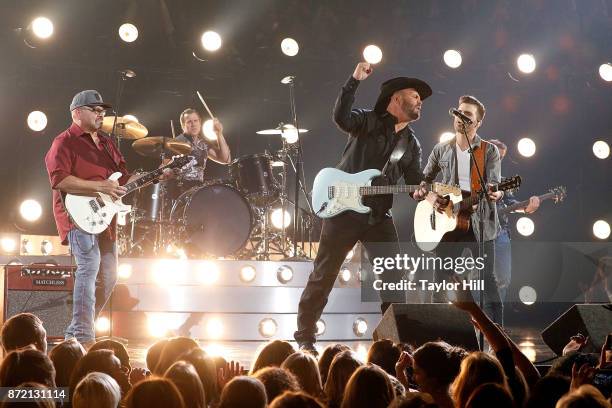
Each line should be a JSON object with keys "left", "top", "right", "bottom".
{"left": 66, "top": 228, "right": 118, "bottom": 343}
{"left": 494, "top": 229, "right": 512, "bottom": 303}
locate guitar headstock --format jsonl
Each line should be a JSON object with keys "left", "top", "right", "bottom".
{"left": 432, "top": 182, "right": 461, "bottom": 196}
{"left": 496, "top": 175, "right": 522, "bottom": 193}
{"left": 167, "top": 155, "right": 196, "bottom": 171}
{"left": 550, "top": 186, "right": 567, "bottom": 203}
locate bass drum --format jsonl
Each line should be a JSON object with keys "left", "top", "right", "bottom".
{"left": 170, "top": 181, "right": 253, "bottom": 257}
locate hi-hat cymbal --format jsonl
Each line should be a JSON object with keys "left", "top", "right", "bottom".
{"left": 132, "top": 136, "right": 192, "bottom": 157}
{"left": 102, "top": 116, "right": 148, "bottom": 139}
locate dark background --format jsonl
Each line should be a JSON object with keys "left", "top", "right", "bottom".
{"left": 1, "top": 0, "right": 610, "bottom": 248}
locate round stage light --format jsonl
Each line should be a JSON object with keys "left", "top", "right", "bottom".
{"left": 599, "top": 63, "right": 612, "bottom": 82}
{"left": 277, "top": 265, "right": 294, "bottom": 284}
{"left": 202, "top": 119, "right": 217, "bottom": 140}
{"left": 281, "top": 38, "right": 299, "bottom": 56}
{"left": 517, "top": 53, "right": 536, "bottom": 74}
{"left": 339, "top": 267, "right": 351, "bottom": 283}
{"left": 258, "top": 318, "right": 278, "bottom": 338}
{"left": 353, "top": 318, "right": 368, "bottom": 336}
{"left": 206, "top": 317, "right": 223, "bottom": 339}
{"left": 118, "top": 23, "right": 138, "bottom": 43}
{"left": 27, "top": 111, "right": 48, "bottom": 131}
{"left": 95, "top": 317, "right": 111, "bottom": 333}
{"left": 363, "top": 45, "right": 383, "bottom": 64}
{"left": 517, "top": 137, "right": 536, "bottom": 157}
{"left": 201, "top": 31, "right": 222, "bottom": 51}
{"left": 593, "top": 141, "right": 610, "bottom": 159}
{"left": 197, "top": 261, "right": 220, "bottom": 285}
{"left": 440, "top": 132, "right": 455, "bottom": 143}
{"left": 31, "top": 17, "right": 54, "bottom": 39}
{"left": 519, "top": 341, "right": 537, "bottom": 362}
{"left": 147, "top": 313, "right": 172, "bottom": 338}
{"left": 345, "top": 246, "right": 355, "bottom": 262}
{"left": 281, "top": 124, "right": 299, "bottom": 144}
{"left": 516, "top": 217, "right": 535, "bottom": 237}
{"left": 20, "top": 199, "right": 42, "bottom": 222}
{"left": 443, "top": 49, "right": 462, "bottom": 68}
{"left": 271, "top": 208, "right": 291, "bottom": 229}
{"left": 40, "top": 240, "right": 53, "bottom": 255}
{"left": 519, "top": 286, "right": 537, "bottom": 305}
{"left": 316, "top": 319, "right": 326, "bottom": 336}
{"left": 123, "top": 114, "right": 139, "bottom": 123}
{"left": 118, "top": 263, "right": 133, "bottom": 280}
{"left": 1, "top": 238, "right": 16, "bottom": 253}
{"left": 593, "top": 220, "right": 611, "bottom": 240}
{"left": 21, "top": 239, "right": 33, "bottom": 254}
{"left": 239, "top": 265, "right": 257, "bottom": 283}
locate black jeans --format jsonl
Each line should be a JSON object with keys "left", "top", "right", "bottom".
{"left": 294, "top": 212, "right": 401, "bottom": 344}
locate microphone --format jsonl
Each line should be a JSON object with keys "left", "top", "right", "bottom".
{"left": 280, "top": 75, "right": 295, "bottom": 84}
{"left": 449, "top": 108, "right": 473, "bottom": 125}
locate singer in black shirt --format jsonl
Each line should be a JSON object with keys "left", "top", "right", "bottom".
{"left": 294, "top": 62, "right": 432, "bottom": 353}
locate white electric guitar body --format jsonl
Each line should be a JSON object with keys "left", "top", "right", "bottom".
{"left": 64, "top": 155, "right": 193, "bottom": 234}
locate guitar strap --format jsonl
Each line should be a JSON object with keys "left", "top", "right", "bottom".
{"left": 470, "top": 140, "right": 489, "bottom": 195}
{"left": 382, "top": 132, "right": 410, "bottom": 177}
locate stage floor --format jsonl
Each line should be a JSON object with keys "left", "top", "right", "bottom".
{"left": 122, "top": 326, "right": 556, "bottom": 371}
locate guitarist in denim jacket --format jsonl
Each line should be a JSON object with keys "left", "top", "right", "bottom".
{"left": 294, "top": 62, "right": 432, "bottom": 354}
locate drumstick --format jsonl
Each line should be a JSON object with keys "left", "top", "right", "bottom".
{"left": 196, "top": 90, "right": 221, "bottom": 150}
{"left": 170, "top": 120, "right": 176, "bottom": 138}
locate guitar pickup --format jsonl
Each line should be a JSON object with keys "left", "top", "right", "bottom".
{"left": 430, "top": 210, "right": 436, "bottom": 230}
{"left": 89, "top": 200, "right": 100, "bottom": 213}
{"left": 328, "top": 186, "right": 335, "bottom": 199}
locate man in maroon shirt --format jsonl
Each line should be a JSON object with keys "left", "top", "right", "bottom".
{"left": 45, "top": 90, "right": 140, "bottom": 347}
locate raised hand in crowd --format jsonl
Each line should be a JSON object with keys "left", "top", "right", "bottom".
{"left": 217, "top": 360, "right": 244, "bottom": 391}
{"left": 563, "top": 333, "right": 589, "bottom": 356}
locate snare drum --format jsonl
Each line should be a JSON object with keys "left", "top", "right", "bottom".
{"left": 170, "top": 181, "right": 253, "bottom": 257}
{"left": 230, "top": 153, "right": 278, "bottom": 205}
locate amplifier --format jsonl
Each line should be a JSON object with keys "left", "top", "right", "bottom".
{"left": 3, "top": 264, "right": 76, "bottom": 339}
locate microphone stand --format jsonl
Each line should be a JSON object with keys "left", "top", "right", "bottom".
{"left": 460, "top": 121, "right": 487, "bottom": 350}
{"left": 111, "top": 70, "right": 130, "bottom": 150}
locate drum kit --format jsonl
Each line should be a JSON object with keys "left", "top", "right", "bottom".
{"left": 107, "top": 116, "right": 312, "bottom": 260}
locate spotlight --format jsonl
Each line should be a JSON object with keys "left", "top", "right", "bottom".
{"left": 519, "top": 286, "right": 537, "bottom": 305}
{"left": 258, "top": 318, "right": 278, "bottom": 338}
{"left": 593, "top": 220, "right": 611, "bottom": 240}
{"left": 118, "top": 263, "right": 133, "bottom": 280}
{"left": 517, "top": 53, "right": 536, "bottom": 74}
{"left": 281, "top": 38, "right": 299, "bottom": 56}
{"left": 516, "top": 217, "right": 535, "bottom": 237}
{"left": 31, "top": 17, "right": 54, "bottom": 39}
{"left": 95, "top": 317, "right": 111, "bottom": 333}
{"left": 316, "top": 319, "right": 326, "bottom": 336}
{"left": 518, "top": 341, "right": 537, "bottom": 362}
{"left": 363, "top": 45, "right": 383, "bottom": 64}
{"left": 201, "top": 31, "right": 222, "bottom": 51}
{"left": 271, "top": 208, "right": 291, "bottom": 229}
{"left": 355, "top": 344, "right": 368, "bottom": 362}
{"left": 443, "top": 49, "right": 462, "bottom": 68}
{"left": 20, "top": 199, "right": 42, "bottom": 222}
{"left": 197, "top": 261, "right": 220, "bottom": 285}
{"left": 593, "top": 141, "right": 610, "bottom": 159}
{"left": 440, "top": 132, "right": 455, "bottom": 143}
{"left": 517, "top": 137, "right": 536, "bottom": 157}
{"left": 203, "top": 119, "right": 217, "bottom": 140}
{"left": 122, "top": 114, "right": 139, "bottom": 123}
{"left": 206, "top": 317, "right": 223, "bottom": 339}
{"left": 147, "top": 313, "right": 173, "bottom": 338}
{"left": 1, "top": 238, "right": 17, "bottom": 253}
{"left": 345, "top": 246, "right": 355, "bottom": 262}
{"left": 40, "top": 240, "right": 53, "bottom": 255}
{"left": 27, "top": 111, "right": 47, "bottom": 132}
{"left": 339, "top": 267, "right": 351, "bottom": 283}
{"left": 118, "top": 23, "right": 138, "bottom": 43}
{"left": 239, "top": 265, "right": 257, "bottom": 283}
{"left": 599, "top": 63, "right": 612, "bottom": 82}
{"left": 21, "top": 238, "right": 33, "bottom": 254}
{"left": 152, "top": 259, "right": 188, "bottom": 286}
{"left": 281, "top": 124, "right": 299, "bottom": 144}
{"left": 276, "top": 265, "right": 294, "bottom": 284}
{"left": 353, "top": 318, "right": 368, "bottom": 337}
{"left": 203, "top": 343, "right": 227, "bottom": 357}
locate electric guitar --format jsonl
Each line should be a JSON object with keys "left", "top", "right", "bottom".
{"left": 64, "top": 155, "right": 193, "bottom": 234}
{"left": 499, "top": 185, "right": 566, "bottom": 215}
{"left": 414, "top": 176, "right": 522, "bottom": 252}
{"left": 311, "top": 168, "right": 461, "bottom": 219}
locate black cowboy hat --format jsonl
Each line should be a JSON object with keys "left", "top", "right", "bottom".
{"left": 373, "top": 77, "right": 433, "bottom": 114}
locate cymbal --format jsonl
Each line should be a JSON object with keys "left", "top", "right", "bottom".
{"left": 132, "top": 136, "right": 192, "bottom": 157}
{"left": 102, "top": 116, "right": 148, "bottom": 139}
{"left": 256, "top": 126, "right": 309, "bottom": 135}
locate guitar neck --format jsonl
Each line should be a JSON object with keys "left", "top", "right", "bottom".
{"left": 360, "top": 184, "right": 423, "bottom": 196}
{"left": 122, "top": 167, "right": 166, "bottom": 196}
{"left": 500, "top": 192, "right": 556, "bottom": 214}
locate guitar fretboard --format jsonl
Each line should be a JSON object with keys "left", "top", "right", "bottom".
{"left": 499, "top": 192, "right": 557, "bottom": 215}
{"left": 359, "top": 184, "right": 422, "bottom": 195}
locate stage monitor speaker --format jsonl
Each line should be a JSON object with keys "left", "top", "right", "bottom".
{"left": 3, "top": 264, "right": 75, "bottom": 339}
{"left": 541, "top": 303, "right": 612, "bottom": 356}
{"left": 373, "top": 303, "right": 479, "bottom": 350}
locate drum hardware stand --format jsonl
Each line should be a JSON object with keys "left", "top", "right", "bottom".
{"left": 110, "top": 69, "right": 136, "bottom": 150}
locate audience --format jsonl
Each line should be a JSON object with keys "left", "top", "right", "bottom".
{"left": 250, "top": 340, "right": 296, "bottom": 374}
{"left": 124, "top": 377, "right": 185, "bottom": 408}
{"left": 69, "top": 349, "right": 131, "bottom": 397}
{"left": 388, "top": 392, "right": 438, "bottom": 408}
{"left": 253, "top": 366, "right": 301, "bottom": 403}
{"left": 340, "top": 364, "right": 395, "bottom": 408}
{"left": 269, "top": 391, "right": 325, "bottom": 408}
{"left": 451, "top": 351, "right": 511, "bottom": 408}
{"left": 0, "top": 348, "right": 55, "bottom": 388}
{"left": 464, "top": 382, "right": 514, "bottom": 408}
{"left": 1, "top": 313, "right": 47, "bottom": 353}
{"left": 218, "top": 376, "right": 267, "bottom": 408}
{"left": 72, "top": 371, "right": 122, "bottom": 408}
{"left": 48, "top": 338, "right": 86, "bottom": 387}
{"left": 555, "top": 384, "right": 610, "bottom": 408}
{"left": 324, "top": 350, "right": 363, "bottom": 408}
{"left": 0, "top": 382, "right": 57, "bottom": 408}
{"left": 164, "top": 360, "right": 206, "bottom": 408}
{"left": 153, "top": 336, "right": 199, "bottom": 375}
{"left": 281, "top": 351, "right": 324, "bottom": 398}
{"left": 318, "top": 343, "right": 350, "bottom": 387}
